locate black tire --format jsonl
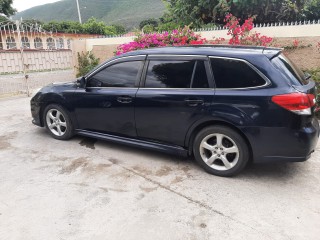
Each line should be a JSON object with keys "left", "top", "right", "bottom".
{"left": 43, "top": 104, "right": 74, "bottom": 140}
{"left": 193, "top": 125, "right": 249, "bottom": 177}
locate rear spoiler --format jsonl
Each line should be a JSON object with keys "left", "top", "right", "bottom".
{"left": 263, "top": 47, "right": 283, "bottom": 59}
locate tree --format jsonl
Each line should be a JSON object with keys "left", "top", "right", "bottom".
{"left": 41, "top": 19, "right": 126, "bottom": 35}
{"left": 0, "top": 0, "right": 16, "bottom": 17}
{"left": 43, "top": 21, "right": 85, "bottom": 34}
{"left": 305, "top": 0, "right": 320, "bottom": 20}
{"left": 83, "top": 17, "right": 108, "bottom": 35}
{"left": 163, "top": 0, "right": 317, "bottom": 26}
{"left": 229, "top": 0, "right": 310, "bottom": 23}
{"left": 104, "top": 25, "right": 117, "bottom": 36}
{"left": 163, "top": 0, "right": 229, "bottom": 27}
{"left": 139, "top": 18, "right": 158, "bottom": 29}
{"left": 0, "top": 15, "right": 8, "bottom": 22}
{"left": 111, "top": 24, "right": 126, "bottom": 35}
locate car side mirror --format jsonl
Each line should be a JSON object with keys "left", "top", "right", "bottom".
{"left": 304, "top": 72, "right": 311, "bottom": 80}
{"left": 77, "top": 76, "right": 86, "bottom": 88}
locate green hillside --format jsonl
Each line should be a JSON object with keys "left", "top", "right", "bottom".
{"left": 13, "top": 0, "right": 166, "bottom": 29}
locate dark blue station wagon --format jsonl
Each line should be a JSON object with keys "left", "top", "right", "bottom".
{"left": 31, "top": 45, "right": 319, "bottom": 176}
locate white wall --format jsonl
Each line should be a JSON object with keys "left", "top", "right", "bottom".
{"left": 198, "top": 24, "right": 320, "bottom": 39}
{"left": 85, "top": 36, "right": 135, "bottom": 51}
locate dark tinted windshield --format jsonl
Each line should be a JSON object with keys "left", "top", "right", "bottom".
{"left": 272, "top": 54, "right": 308, "bottom": 85}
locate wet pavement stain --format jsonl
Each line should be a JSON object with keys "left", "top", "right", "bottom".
{"left": 132, "top": 165, "right": 153, "bottom": 175}
{"left": 139, "top": 186, "right": 158, "bottom": 193}
{"left": 0, "top": 138, "right": 11, "bottom": 150}
{"left": 60, "top": 157, "right": 89, "bottom": 174}
{"left": 79, "top": 138, "right": 97, "bottom": 149}
{"left": 171, "top": 176, "right": 184, "bottom": 184}
{"left": 0, "top": 131, "right": 18, "bottom": 150}
{"left": 109, "top": 158, "right": 120, "bottom": 164}
{"left": 155, "top": 166, "right": 173, "bottom": 177}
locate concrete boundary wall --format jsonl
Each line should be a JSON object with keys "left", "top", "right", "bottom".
{"left": 0, "top": 69, "right": 75, "bottom": 96}
{"left": 0, "top": 50, "right": 74, "bottom": 74}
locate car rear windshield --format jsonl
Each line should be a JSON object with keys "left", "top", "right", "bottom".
{"left": 271, "top": 54, "right": 309, "bottom": 85}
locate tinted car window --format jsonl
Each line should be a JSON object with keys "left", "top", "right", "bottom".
{"left": 87, "top": 61, "right": 142, "bottom": 88}
{"left": 192, "top": 61, "right": 209, "bottom": 88}
{"left": 271, "top": 54, "right": 308, "bottom": 86}
{"left": 210, "top": 58, "right": 266, "bottom": 89}
{"left": 145, "top": 60, "right": 195, "bottom": 88}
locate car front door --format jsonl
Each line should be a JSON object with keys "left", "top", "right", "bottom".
{"left": 135, "top": 55, "right": 214, "bottom": 147}
{"left": 73, "top": 56, "right": 145, "bottom": 137}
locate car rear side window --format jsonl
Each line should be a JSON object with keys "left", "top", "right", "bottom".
{"left": 271, "top": 54, "right": 308, "bottom": 85}
{"left": 87, "top": 61, "right": 142, "bottom": 88}
{"left": 145, "top": 60, "right": 209, "bottom": 88}
{"left": 210, "top": 57, "right": 266, "bottom": 89}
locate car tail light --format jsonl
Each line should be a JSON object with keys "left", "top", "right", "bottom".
{"left": 271, "top": 93, "right": 316, "bottom": 115}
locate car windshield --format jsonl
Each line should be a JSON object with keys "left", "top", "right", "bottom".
{"left": 271, "top": 54, "right": 309, "bottom": 85}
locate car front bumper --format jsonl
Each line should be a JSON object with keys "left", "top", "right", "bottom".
{"left": 30, "top": 98, "right": 43, "bottom": 127}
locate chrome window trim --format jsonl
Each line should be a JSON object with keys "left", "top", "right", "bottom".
{"left": 86, "top": 55, "right": 146, "bottom": 79}
{"left": 138, "top": 88, "right": 215, "bottom": 90}
{"left": 147, "top": 54, "right": 207, "bottom": 58}
{"left": 84, "top": 87, "right": 139, "bottom": 89}
{"left": 209, "top": 56, "right": 272, "bottom": 90}
{"left": 85, "top": 87, "right": 213, "bottom": 90}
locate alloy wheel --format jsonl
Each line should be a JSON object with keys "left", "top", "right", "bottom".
{"left": 199, "top": 133, "right": 239, "bottom": 171}
{"left": 46, "top": 109, "right": 67, "bottom": 137}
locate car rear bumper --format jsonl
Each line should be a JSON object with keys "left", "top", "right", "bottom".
{"left": 242, "top": 117, "right": 320, "bottom": 163}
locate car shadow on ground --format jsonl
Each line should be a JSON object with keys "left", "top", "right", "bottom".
{"left": 239, "top": 162, "right": 301, "bottom": 180}
{"left": 33, "top": 127, "right": 303, "bottom": 181}
{"left": 71, "top": 135, "right": 303, "bottom": 181}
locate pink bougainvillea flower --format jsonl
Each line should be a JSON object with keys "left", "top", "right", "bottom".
{"left": 224, "top": 14, "right": 273, "bottom": 47}
{"left": 115, "top": 26, "right": 207, "bottom": 55}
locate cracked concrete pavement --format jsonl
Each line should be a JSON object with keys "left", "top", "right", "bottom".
{"left": 0, "top": 96, "right": 319, "bottom": 240}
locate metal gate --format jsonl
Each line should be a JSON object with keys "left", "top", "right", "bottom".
{"left": 0, "top": 20, "right": 75, "bottom": 97}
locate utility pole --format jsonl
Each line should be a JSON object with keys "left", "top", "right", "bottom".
{"left": 76, "top": 0, "right": 82, "bottom": 24}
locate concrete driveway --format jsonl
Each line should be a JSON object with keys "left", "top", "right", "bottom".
{"left": 0, "top": 96, "right": 319, "bottom": 240}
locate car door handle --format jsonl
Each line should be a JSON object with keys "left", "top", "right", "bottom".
{"left": 185, "top": 99, "right": 204, "bottom": 107}
{"left": 117, "top": 96, "right": 133, "bottom": 104}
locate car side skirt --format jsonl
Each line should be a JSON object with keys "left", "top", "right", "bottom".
{"left": 76, "top": 130, "right": 188, "bottom": 157}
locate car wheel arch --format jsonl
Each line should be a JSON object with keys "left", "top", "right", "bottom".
{"left": 40, "top": 101, "right": 75, "bottom": 128}
{"left": 186, "top": 120, "right": 253, "bottom": 162}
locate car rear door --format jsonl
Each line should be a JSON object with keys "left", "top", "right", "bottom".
{"left": 135, "top": 55, "right": 214, "bottom": 147}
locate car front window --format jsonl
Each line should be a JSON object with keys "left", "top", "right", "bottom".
{"left": 87, "top": 61, "right": 143, "bottom": 88}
